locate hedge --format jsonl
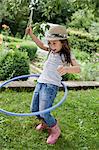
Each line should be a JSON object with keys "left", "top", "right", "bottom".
{"left": 8, "top": 41, "right": 37, "bottom": 60}
{"left": 67, "top": 28, "right": 99, "bottom": 53}
{"left": 3, "top": 35, "right": 23, "bottom": 43}
{"left": 0, "top": 50, "right": 30, "bottom": 80}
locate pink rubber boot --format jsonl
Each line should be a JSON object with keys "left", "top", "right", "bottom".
{"left": 36, "top": 123, "right": 47, "bottom": 131}
{"left": 47, "top": 124, "right": 61, "bottom": 144}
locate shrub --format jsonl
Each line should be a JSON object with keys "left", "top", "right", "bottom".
{"left": 7, "top": 42, "right": 17, "bottom": 50}
{"left": 62, "top": 73, "right": 80, "bottom": 81}
{"left": 3, "top": 36, "right": 23, "bottom": 43}
{"left": 68, "top": 9, "right": 94, "bottom": 31}
{"left": 8, "top": 41, "right": 37, "bottom": 61}
{"left": 0, "top": 49, "right": 30, "bottom": 80}
{"left": 18, "top": 42, "right": 37, "bottom": 61}
{"left": 80, "top": 62, "right": 99, "bottom": 81}
{"left": 72, "top": 48, "right": 91, "bottom": 62}
{"left": 67, "top": 28, "right": 99, "bottom": 53}
{"left": 89, "top": 22, "right": 99, "bottom": 36}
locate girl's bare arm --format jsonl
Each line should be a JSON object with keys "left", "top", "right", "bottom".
{"left": 26, "top": 26, "right": 49, "bottom": 51}
{"left": 57, "top": 58, "right": 80, "bottom": 76}
{"left": 30, "top": 34, "right": 49, "bottom": 51}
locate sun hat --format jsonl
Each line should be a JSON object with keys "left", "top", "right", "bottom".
{"left": 45, "top": 25, "right": 67, "bottom": 41}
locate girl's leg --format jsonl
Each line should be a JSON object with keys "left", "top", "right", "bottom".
{"left": 39, "top": 83, "right": 62, "bottom": 144}
{"left": 30, "top": 83, "right": 41, "bottom": 118}
{"left": 30, "top": 82, "right": 48, "bottom": 130}
{"left": 39, "top": 83, "right": 58, "bottom": 127}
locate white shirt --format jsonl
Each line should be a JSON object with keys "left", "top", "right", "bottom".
{"left": 38, "top": 51, "right": 74, "bottom": 86}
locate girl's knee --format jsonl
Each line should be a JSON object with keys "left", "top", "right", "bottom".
{"left": 40, "top": 113, "right": 49, "bottom": 120}
{"left": 40, "top": 112, "right": 52, "bottom": 122}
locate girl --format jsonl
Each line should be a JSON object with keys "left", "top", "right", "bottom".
{"left": 26, "top": 25, "right": 80, "bottom": 144}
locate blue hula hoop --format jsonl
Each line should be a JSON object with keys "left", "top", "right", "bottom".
{"left": 0, "top": 74, "right": 67, "bottom": 117}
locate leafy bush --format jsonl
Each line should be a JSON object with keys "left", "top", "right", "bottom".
{"left": 18, "top": 42, "right": 37, "bottom": 61}
{"left": 68, "top": 9, "right": 94, "bottom": 31}
{"left": 76, "top": 53, "right": 99, "bottom": 81}
{"left": 68, "top": 28, "right": 99, "bottom": 53}
{"left": 3, "top": 36, "right": 23, "bottom": 43}
{"left": 89, "top": 21, "right": 99, "bottom": 36}
{"left": 72, "top": 48, "right": 91, "bottom": 62}
{"left": 0, "top": 45, "right": 2, "bottom": 51}
{"left": 0, "top": 49, "right": 30, "bottom": 80}
{"left": 62, "top": 73, "right": 80, "bottom": 81}
{"left": 80, "top": 62, "right": 99, "bottom": 81}
{"left": 0, "top": 0, "right": 29, "bottom": 37}
{"left": 8, "top": 41, "right": 37, "bottom": 60}
{"left": 62, "top": 50, "right": 99, "bottom": 81}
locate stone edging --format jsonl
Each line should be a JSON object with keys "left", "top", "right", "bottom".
{"left": 0, "top": 80, "right": 99, "bottom": 89}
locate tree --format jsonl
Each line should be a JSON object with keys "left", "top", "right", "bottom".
{"left": 0, "top": 0, "right": 29, "bottom": 37}
{"left": 72, "top": 0, "right": 99, "bottom": 16}
{"left": 0, "top": 0, "right": 98, "bottom": 36}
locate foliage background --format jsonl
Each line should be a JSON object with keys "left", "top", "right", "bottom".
{"left": 0, "top": 0, "right": 99, "bottom": 37}
{"left": 0, "top": 0, "right": 99, "bottom": 80}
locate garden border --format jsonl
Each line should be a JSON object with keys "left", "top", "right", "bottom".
{"left": 0, "top": 80, "right": 99, "bottom": 90}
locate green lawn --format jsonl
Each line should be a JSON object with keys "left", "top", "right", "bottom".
{"left": 0, "top": 88, "right": 99, "bottom": 150}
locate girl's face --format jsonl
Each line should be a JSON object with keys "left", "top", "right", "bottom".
{"left": 48, "top": 40, "right": 62, "bottom": 53}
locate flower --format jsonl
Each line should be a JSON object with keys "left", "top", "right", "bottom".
{"left": 16, "top": 44, "right": 20, "bottom": 49}
{"left": 2, "top": 24, "right": 9, "bottom": 29}
{"left": 96, "top": 53, "right": 99, "bottom": 57}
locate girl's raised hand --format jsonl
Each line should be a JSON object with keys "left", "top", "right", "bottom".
{"left": 25, "top": 26, "right": 33, "bottom": 36}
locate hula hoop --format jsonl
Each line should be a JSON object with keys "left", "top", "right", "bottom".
{"left": 0, "top": 74, "right": 67, "bottom": 117}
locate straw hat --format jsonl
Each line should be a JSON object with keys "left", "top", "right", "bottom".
{"left": 45, "top": 25, "right": 67, "bottom": 41}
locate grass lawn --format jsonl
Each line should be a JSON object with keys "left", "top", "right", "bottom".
{"left": 0, "top": 88, "right": 99, "bottom": 150}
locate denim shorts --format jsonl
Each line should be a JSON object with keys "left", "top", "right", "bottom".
{"left": 30, "top": 82, "right": 59, "bottom": 127}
